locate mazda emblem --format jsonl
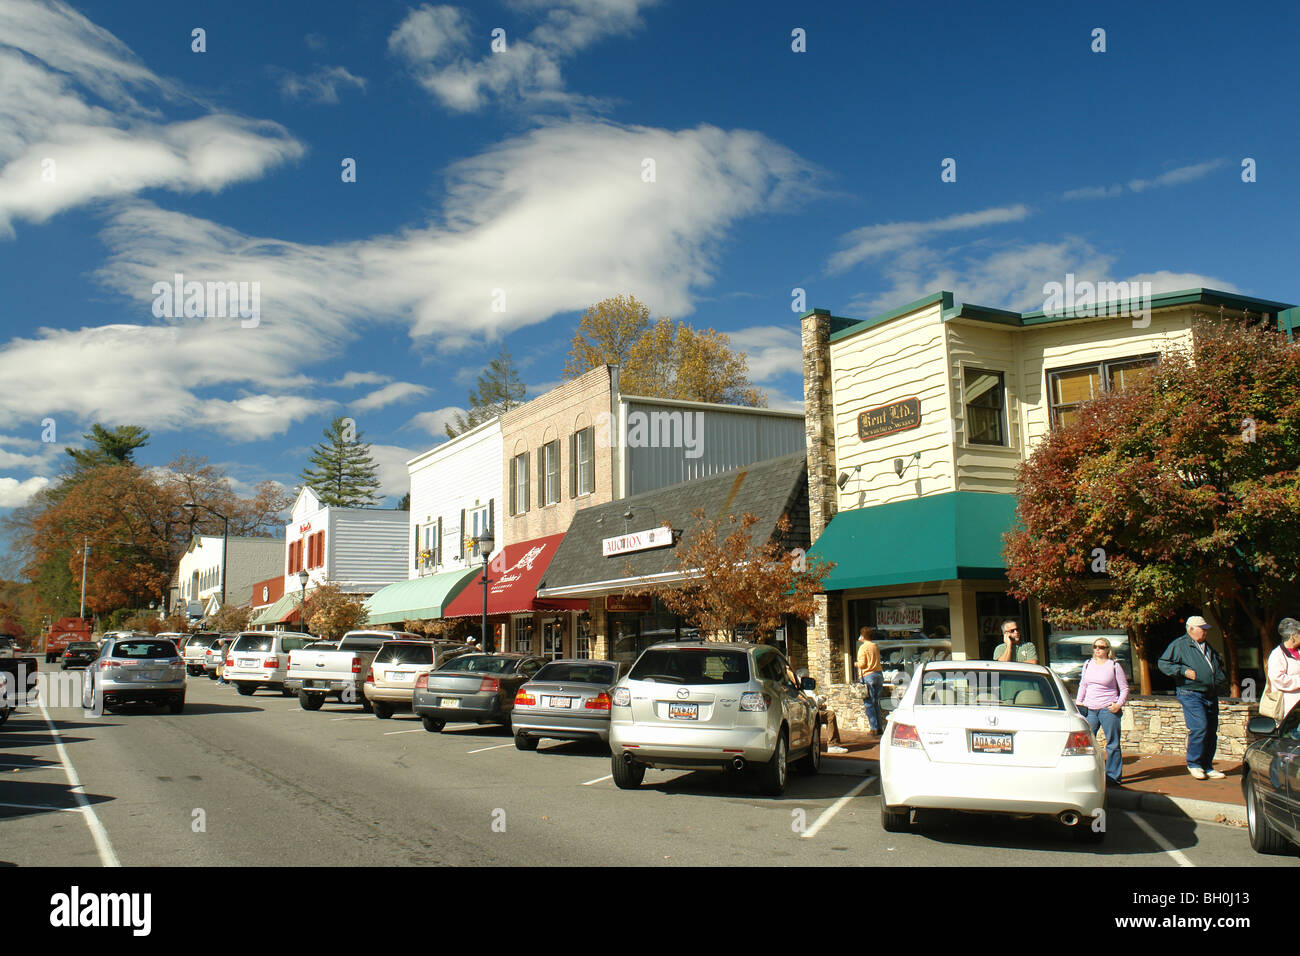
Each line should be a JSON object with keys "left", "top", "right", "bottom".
{"left": 677, "top": 688, "right": 690, "bottom": 699}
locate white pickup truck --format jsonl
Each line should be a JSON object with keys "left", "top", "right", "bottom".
{"left": 286, "top": 631, "right": 424, "bottom": 712}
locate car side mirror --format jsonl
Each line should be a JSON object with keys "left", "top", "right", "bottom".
{"left": 1248, "top": 716, "right": 1279, "bottom": 736}
{"left": 801, "top": 677, "right": 816, "bottom": 692}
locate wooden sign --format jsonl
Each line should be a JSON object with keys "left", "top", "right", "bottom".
{"left": 606, "top": 595, "right": 653, "bottom": 614}
{"left": 858, "top": 397, "right": 921, "bottom": 441}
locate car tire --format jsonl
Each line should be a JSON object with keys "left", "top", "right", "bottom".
{"left": 421, "top": 715, "right": 445, "bottom": 733}
{"left": 281, "top": 687, "right": 296, "bottom": 698}
{"left": 0, "top": 708, "right": 10, "bottom": 727}
{"left": 236, "top": 683, "right": 256, "bottom": 696}
{"left": 373, "top": 702, "right": 394, "bottom": 720}
{"left": 515, "top": 733, "right": 538, "bottom": 751}
{"left": 299, "top": 691, "right": 324, "bottom": 711}
{"left": 1247, "top": 777, "right": 1290, "bottom": 854}
{"left": 168, "top": 697, "right": 185, "bottom": 715}
{"left": 611, "top": 754, "right": 645, "bottom": 789}
{"left": 880, "top": 803, "right": 912, "bottom": 832}
{"left": 797, "top": 722, "right": 821, "bottom": 774}
{"left": 756, "top": 730, "right": 789, "bottom": 796}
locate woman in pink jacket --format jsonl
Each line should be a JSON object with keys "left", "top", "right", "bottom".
{"left": 1075, "top": 637, "right": 1130, "bottom": 787}
{"left": 1266, "top": 619, "right": 1300, "bottom": 718}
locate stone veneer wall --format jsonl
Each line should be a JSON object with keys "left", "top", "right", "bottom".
{"left": 1117, "top": 695, "right": 1256, "bottom": 760}
{"left": 802, "top": 310, "right": 840, "bottom": 693}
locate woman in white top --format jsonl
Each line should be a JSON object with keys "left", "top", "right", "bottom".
{"left": 1266, "top": 618, "right": 1300, "bottom": 718}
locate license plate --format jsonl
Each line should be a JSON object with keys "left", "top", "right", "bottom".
{"left": 138, "top": 671, "right": 160, "bottom": 681}
{"left": 240, "top": 659, "right": 257, "bottom": 666}
{"left": 971, "top": 731, "right": 1013, "bottom": 753}
{"left": 389, "top": 671, "right": 412, "bottom": 681}
{"left": 309, "top": 680, "right": 330, "bottom": 689}
{"left": 668, "top": 703, "right": 699, "bottom": 720}
{"left": 546, "top": 696, "right": 572, "bottom": 709}
{"left": 441, "top": 698, "right": 460, "bottom": 708}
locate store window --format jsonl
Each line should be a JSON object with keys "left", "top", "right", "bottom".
{"left": 975, "top": 592, "right": 1031, "bottom": 661}
{"left": 512, "top": 617, "right": 534, "bottom": 654}
{"left": 847, "top": 595, "right": 951, "bottom": 710}
{"left": 1048, "top": 355, "right": 1158, "bottom": 429}
{"left": 963, "top": 368, "right": 1007, "bottom": 446}
{"left": 542, "top": 618, "right": 565, "bottom": 659}
{"left": 1043, "top": 623, "right": 1133, "bottom": 696}
{"left": 575, "top": 615, "right": 592, "bottom": 659}
{"left": 609, "top": 596, "right": 690, "bottom": 664}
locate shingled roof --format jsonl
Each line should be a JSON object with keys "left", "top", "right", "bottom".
{"left": 537, "top": 452, "right": 809, "bottom": 597}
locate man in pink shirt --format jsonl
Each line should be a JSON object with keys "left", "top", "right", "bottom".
{"left": 1075, "top": 636, "right": 1130, "bottom": 786}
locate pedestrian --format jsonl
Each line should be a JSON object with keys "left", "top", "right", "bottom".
{"left": 993, "top": 620, "right": 1038, "bottom": 663}
{"left": 1074, "top": 637, "right": 1129, "bottom": 787}
{"left": 856, "top": 626, "right": 883, "bottom": 735}
{"left": 1265, "top": 618, "right": 1300, "bottom": 719}
{"left": 1157, "top": 615, "right": 1228, "bottom": 780}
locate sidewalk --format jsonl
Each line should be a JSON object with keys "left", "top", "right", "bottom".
{"left": 822, "top": 728, "right": 1246, "bottom": 826}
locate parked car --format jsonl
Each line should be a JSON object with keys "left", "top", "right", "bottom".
{"left": 223, "top": 631, "right": 316, "bottom": 696}
{"left": 60, "top": 642, "right": 100, "bottom": 670}
{"left": 287, "top": 631, "right": 406, "bottom": 711}
{"left": 364, "top": 640, "right": 472, "bottom": 718}
{"left": 608, "top": 641, "right": 820, "bottom": 796}
{"left": 83, "top": 636, "right": 186, "bottom": 713}
{"left": 511, "top": 659, "right": 624, "bottom": 750}
{"left": 1243, "top": 710, "right": 1300, "bottom": 854}
{"left": 156, "top": 632, "right": 188, "bottom": 654}
{"left": 183, "top": 633, "right": 222, "bottom": 675}
{"left": 878, "top": 660, "right": 1105, "bottom": 842}
{"left": 0, "top": 645, "right": 39, "bottom": 726}
{"left": 204, "top": 636, "right": 235, "bottom": 680}
{"left": 412, "top": 653, "right": 545, "bottom": 732}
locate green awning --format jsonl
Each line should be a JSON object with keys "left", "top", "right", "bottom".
{"left": 364, "top": 567, "right": 481, "bottom": 626}
{"left": 250, "top": 592, "right": 304, "bottom": 627}
{"left": 808, "top": 491, "right": 1020, "bottom": 591}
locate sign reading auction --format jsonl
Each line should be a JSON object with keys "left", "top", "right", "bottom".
{"left": 602, "top": 527, "right": 674, "bottom": 558}
{"left": 858, "top": 397, "right": 921, "bottom": 441}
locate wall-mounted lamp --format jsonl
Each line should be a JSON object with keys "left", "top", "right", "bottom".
{"left": 836, "top": 465, "right": 861, "bottom": 490}
{"left": 894, "top": 451, "right": 921, "bottom": 478}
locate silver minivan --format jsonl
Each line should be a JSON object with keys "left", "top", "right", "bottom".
{"left": 609, "top": 641, "right": 820, "bottom": 795}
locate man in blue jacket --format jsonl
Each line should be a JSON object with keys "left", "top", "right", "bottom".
{"left": 1157, "top": 616, "right": 1228, "bottom": 780}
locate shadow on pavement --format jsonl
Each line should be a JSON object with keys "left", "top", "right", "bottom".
{"left": 0, "top": 777, "right": 114, "bottom": 822}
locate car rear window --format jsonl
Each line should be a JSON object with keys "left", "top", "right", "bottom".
{"left": 68, "top": 643, "right": 98, "bottom": 651}
{"left": 187, "top": 635, "right": 217, "bottom": 650}
{"left": 376, "top": 643, "right": 434, "bottom": 665}
{"left": 278, "top": 637, "right": 312, "bottom": 653}
{"left": 339, "top": 637, "right": 387, "bottom": 651}
{"left": 918, "top": 669, "right": 1063, "bottom": 709}
{"left": 435, "top": 655, "right": 519, "bottom": 674}
{"left": 629, "top": 649, "right": 750, "bottom": 685}
{"left": 232, "top": 635, "right": 274, "bottom": 653}
{"left": 532, "top": 662, "right": 618, "bottom": 685}
{"left": 112, "top": 641, "right": 180, "bottom": 659}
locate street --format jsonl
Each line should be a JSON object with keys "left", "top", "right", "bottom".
{"left": 1, "top": 677, "right": 1292, "bottom": 868}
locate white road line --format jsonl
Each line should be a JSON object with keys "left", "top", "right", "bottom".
{"left": 467, "top": 743, "right": 514, "bottom": 754}
{"left": 330, "top": 716, "right": 373, "bottom": 721}
{"left": 383, "top": 729, "right": 423, "bottom": 735}
{"left": 37, "top": 701, "right": 120, "bottom": 867}
{"left": 582, "top": 774, "right": 613, "bottom": 786}
{"left": 800, "top": 774, "right": 876, "bottom": 839}
{"left": 0, "top": 801, "right": 85, "bottom": 813}
{"left": 1123, "top": 810, "right": 1195, "bottom": 867}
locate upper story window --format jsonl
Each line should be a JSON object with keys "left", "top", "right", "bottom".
{"left": 510, "top": 452, "right": 530, "bottom": 515}
{"left": 542, "top": 440, "right": 561, "bottom": 506}
{"left": 962, "top": 368, "right": 1007, "bottom": 446}
{"left": 571, "top": 426, "right": 595, "bottom": 497}
{"left": 470, "top": 503, "right": 491, "bottom": 550}
{"left": 1048, "top": 355, "right": 1158, "bottom": 429}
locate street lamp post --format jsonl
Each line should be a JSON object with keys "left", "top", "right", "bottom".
{"left": 298, "top": 569, "right": 310, "bottom": 634}
{"left": 184, "top": 503, "right": 230, "bottom": 608}
{"left": 475, "top": 531, "right": 495, "bottom": 653}
{"left": 79, "top": 535, "right": 88, "bottom": 620}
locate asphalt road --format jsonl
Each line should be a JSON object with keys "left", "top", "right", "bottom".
{"left": 1, "top": 675, "right": 1296, "bottom": 867}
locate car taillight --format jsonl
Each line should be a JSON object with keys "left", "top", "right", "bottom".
{"left": 612, "top": 687, "right": 630, "bottom": 707}
{"left": 365, "top": 671, "right": 374, "bottom": 683}
{"left": 890, "top": 723, "right": 923, "bottom": 749}
{"left": 225, "top": 658, "right": 234, "bottom": 667}
{"left": 515, "top": 689, "right": 535, "bottom": 706}
{"left": 99, "top": 659, "right": 119, "bottom": 669}
{"left": 739, "top": 692, "right": 770, "bottom": 712}
{"left": 1063, "top": 730, "right": 1095, "bottom": 756}
{"left": 479, "top": 677, "right": 500, "bottom": 693}
{"left": 585, "top": 692, "right": 611, "bottom": 710}
{"left": 415, "top": 674, "right": 428, "bottom": 690}
{"left": 351, "top": 657, "right": 361, "bottom": 674}
{"left": 264, "top": 656, "right": 279, "bottom": 669}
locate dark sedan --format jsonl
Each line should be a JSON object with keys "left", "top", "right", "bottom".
{"left": 1243, "top": 709, "right": 1300, "bottom": 854}
{"left": 61, "top": 642, "right": 100, "bottom": 669}
{"left": 412, "top": 653, "right": 545, "bottom": 733}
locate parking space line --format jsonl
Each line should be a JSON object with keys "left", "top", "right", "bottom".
{"left": 800, "top": 774, "right": 876, "bottom": 839}
{"left": 1123, "top": 811, "right": 1195, "bottom": 867}
{"left": 467, "top": 743, "right": 514, "bottom": 754}
{"left": 383, "top": 729, "right": 423, "bottom": 735}
{"left": 330, "top": 716, "right": 373, "bottom": 721}
{"left": 37, "top": 701, "right": 120, "bottom": 867}
{"left": 582, "top": 774, "right": 613, "bottom": 786}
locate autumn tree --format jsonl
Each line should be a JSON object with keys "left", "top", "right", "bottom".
{"left": 302, "top": 584, "right": 368, "bottom": 639}
{"left": 300, "top": 417, "right": 383, "bottom": 507}
{"left": 626, "top": 510, "right": 832, "bottom": 642}
{"left": 564, "top": 295, "right": 765, "bottom": 406}
{"left": 446, "top": 346, "right": 527, "bottom": 438}
{"left": 209, "top": 603, "right": 252, "bottom": 632}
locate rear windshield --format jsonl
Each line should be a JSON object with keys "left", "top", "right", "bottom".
{"left": 339, "top": 637, "right": 387, "bottom": 651}
{"left": 111, "top": 641, "right": 180, "bottom": 659}
{"left": 629, "top": 649, "right": 750, "bottom": 685}
{"left": 232, "top": 635, "right": 274, "bottom": 653}
{"left": 532, "top": 662, "right": 618, "bottom": 685}
{"left": 186, "top": 635, "right": 218, "bottom": 650}
{"left": 376, "top": 643, "right": 434, "bottom": 665}
{"left": 918, "top": 669, "right": 1063, "bottom": 709}
{"left": 435, "top": 655, "right": 519, "bottom": 674}
{"left": 68, "top": 643, "right": 99, "bottom": 651}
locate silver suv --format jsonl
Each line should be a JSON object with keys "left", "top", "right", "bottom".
{"left": 609, "top": 641, "right": 820, "bottom": 795}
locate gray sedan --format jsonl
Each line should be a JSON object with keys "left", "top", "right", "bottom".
{"left": 83, "top": 636, "right": 187, "bottom": 713}
{"left": 412, "top": 653, "right": 545, "bottom": 733}
{"left": 511, "top": 659, "right": 623, "bottom": 750}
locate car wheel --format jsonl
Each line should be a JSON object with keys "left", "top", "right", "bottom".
{"left": 236, "top": 683, "right": 256, "bottom": 696}
{"left": 881, "top": 803, "right": 912, "bottom": 832}
{"left": 756, "top": 730, "right": 789, "bottom": 796}
{"left": 611, "top": 754, "right": 645, "bottom": 789}
{"left": 0, "top": 708, "right": 10, "bottom": 727}
{"left": 299, "top": 691, "right": 324, "bottom": 711}
{"left": 373, "top": 702, "right": 394, "bottom": 720}
{"left": 281, "top": 687, "right": 296, "bottom": 698}
{"left": 359, "top": 696, "right": 373, "bottom": 714}
{"left": 797, "top": 721, "right": 821, "bottom": 774}
{"left": 168, "top": 697, "right": 185, "bottom": 715}
{"left": 421, "top": 715, "right": 445, "bottom": 733}
{"left": 515, "top": 733, "right": 538, "bottom": 751}
{"left": 1247, "top": 777, "right": 1289, "bottom": 854}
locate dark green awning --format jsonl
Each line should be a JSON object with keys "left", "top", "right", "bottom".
{"left": 808, "top": 492, "right": 1019, "bottom": 591}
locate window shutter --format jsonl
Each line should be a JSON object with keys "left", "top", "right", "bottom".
{"left": 413, "top": 524, "right": 420, "bottom": 570}
{"left": 488, "top": 499, "right": 494, "bottom": 535}
{"left": 570, "top": 433, "right": 577, "bottom": 498}
{"left": 524, "top": 454, "right": 530, "bottom": 512}
{"left": 436, "top": 517, "right": 443, "bottom": 565}
{"left": 459, "top": 509, "right": 466, "bottom": 558}
{"left": 537, "top": 446, "right": 545, "bottom": 505}
{"left": 584, "top": 426, "right": 595, "bottom": 494}
{"left": 509, "top": 458, "right": 517, "bottom": 515}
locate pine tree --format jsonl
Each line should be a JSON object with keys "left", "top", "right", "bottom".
{"left": 299, "top": 417, "right": 383, "bottom": 507}
{"left": 446, "top": 346, "right": 527, "bottom": 438}
{"left": 64, "top": 424, "right": 150, "bottom": 473}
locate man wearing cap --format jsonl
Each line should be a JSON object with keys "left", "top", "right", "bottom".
{"left": 1158, "top": 615, "right": 1228, "bottom": 780}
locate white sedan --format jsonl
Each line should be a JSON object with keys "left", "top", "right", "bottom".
{"left": 879, "top": 660, "right": 1106, "bottom": 843}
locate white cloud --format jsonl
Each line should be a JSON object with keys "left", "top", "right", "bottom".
{"left": 1122, "top": 271, "right": 1238, "bottom": 295}
{"left": 0, "top": 475, "right": 50, "bottom": 508}
{"left": 406, "top": 407, "right": 465, "bottom": 436}
{"left": 369, "top": 442, "right": 425, "bottom": 498}
{"left": 728, "top": 325, "right": 801, "bottom": 385}
{"left": 352, "top": 382, "right": 431, "bottom": 412}
{"left": 1064, "top": 159, "right": 1225, "bottom": 201}
{"left": 279, "top": 66, "right": 367, "bottom": 104}
{"left": 389, "top": 0, "right": 657, "bottom": 112}
{"left": 827, "top": 205, "right": 1030, "bottom": 275}
{"left": 337, "top": 371, "right": 392, "bottom": 388}
{"left": 0, "top": 0, "right": 303, "bottom": 235}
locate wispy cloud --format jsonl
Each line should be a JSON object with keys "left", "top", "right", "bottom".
{"left": 278, "top": 66, "right": 367, "bottom": 104}
{"left": 337, "top": 371, "right": 392, "bottom": 388}
{"left": 351, "top": 382, "right": 431, "bottom": 412}
{"left": 827, "top": 205, "right": 1031, "bottom": 275}
{"left": 1063, "top": 159, "right": 1225, "bottom": 201}
{"left": 405, "top": 407, "right": 465, "bottom": 437}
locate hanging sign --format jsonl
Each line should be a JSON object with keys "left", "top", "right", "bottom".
{"left": 858, "top": 397, "right": 921, "bottom": 441}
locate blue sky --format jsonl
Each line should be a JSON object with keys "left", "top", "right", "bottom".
{"left": 1, "top": 0, "right": 1297, "bottom": 528}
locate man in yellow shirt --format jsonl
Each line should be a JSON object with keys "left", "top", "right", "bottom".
{"left": 856, "top": 626, "right": 884, "bottom": 734}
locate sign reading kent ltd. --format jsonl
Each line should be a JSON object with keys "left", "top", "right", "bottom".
{"left": 858, "top": 397, "right": 921, "bottom": 441}
{"left": 602, "top": 527, "right": 674, "bottom": 558}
